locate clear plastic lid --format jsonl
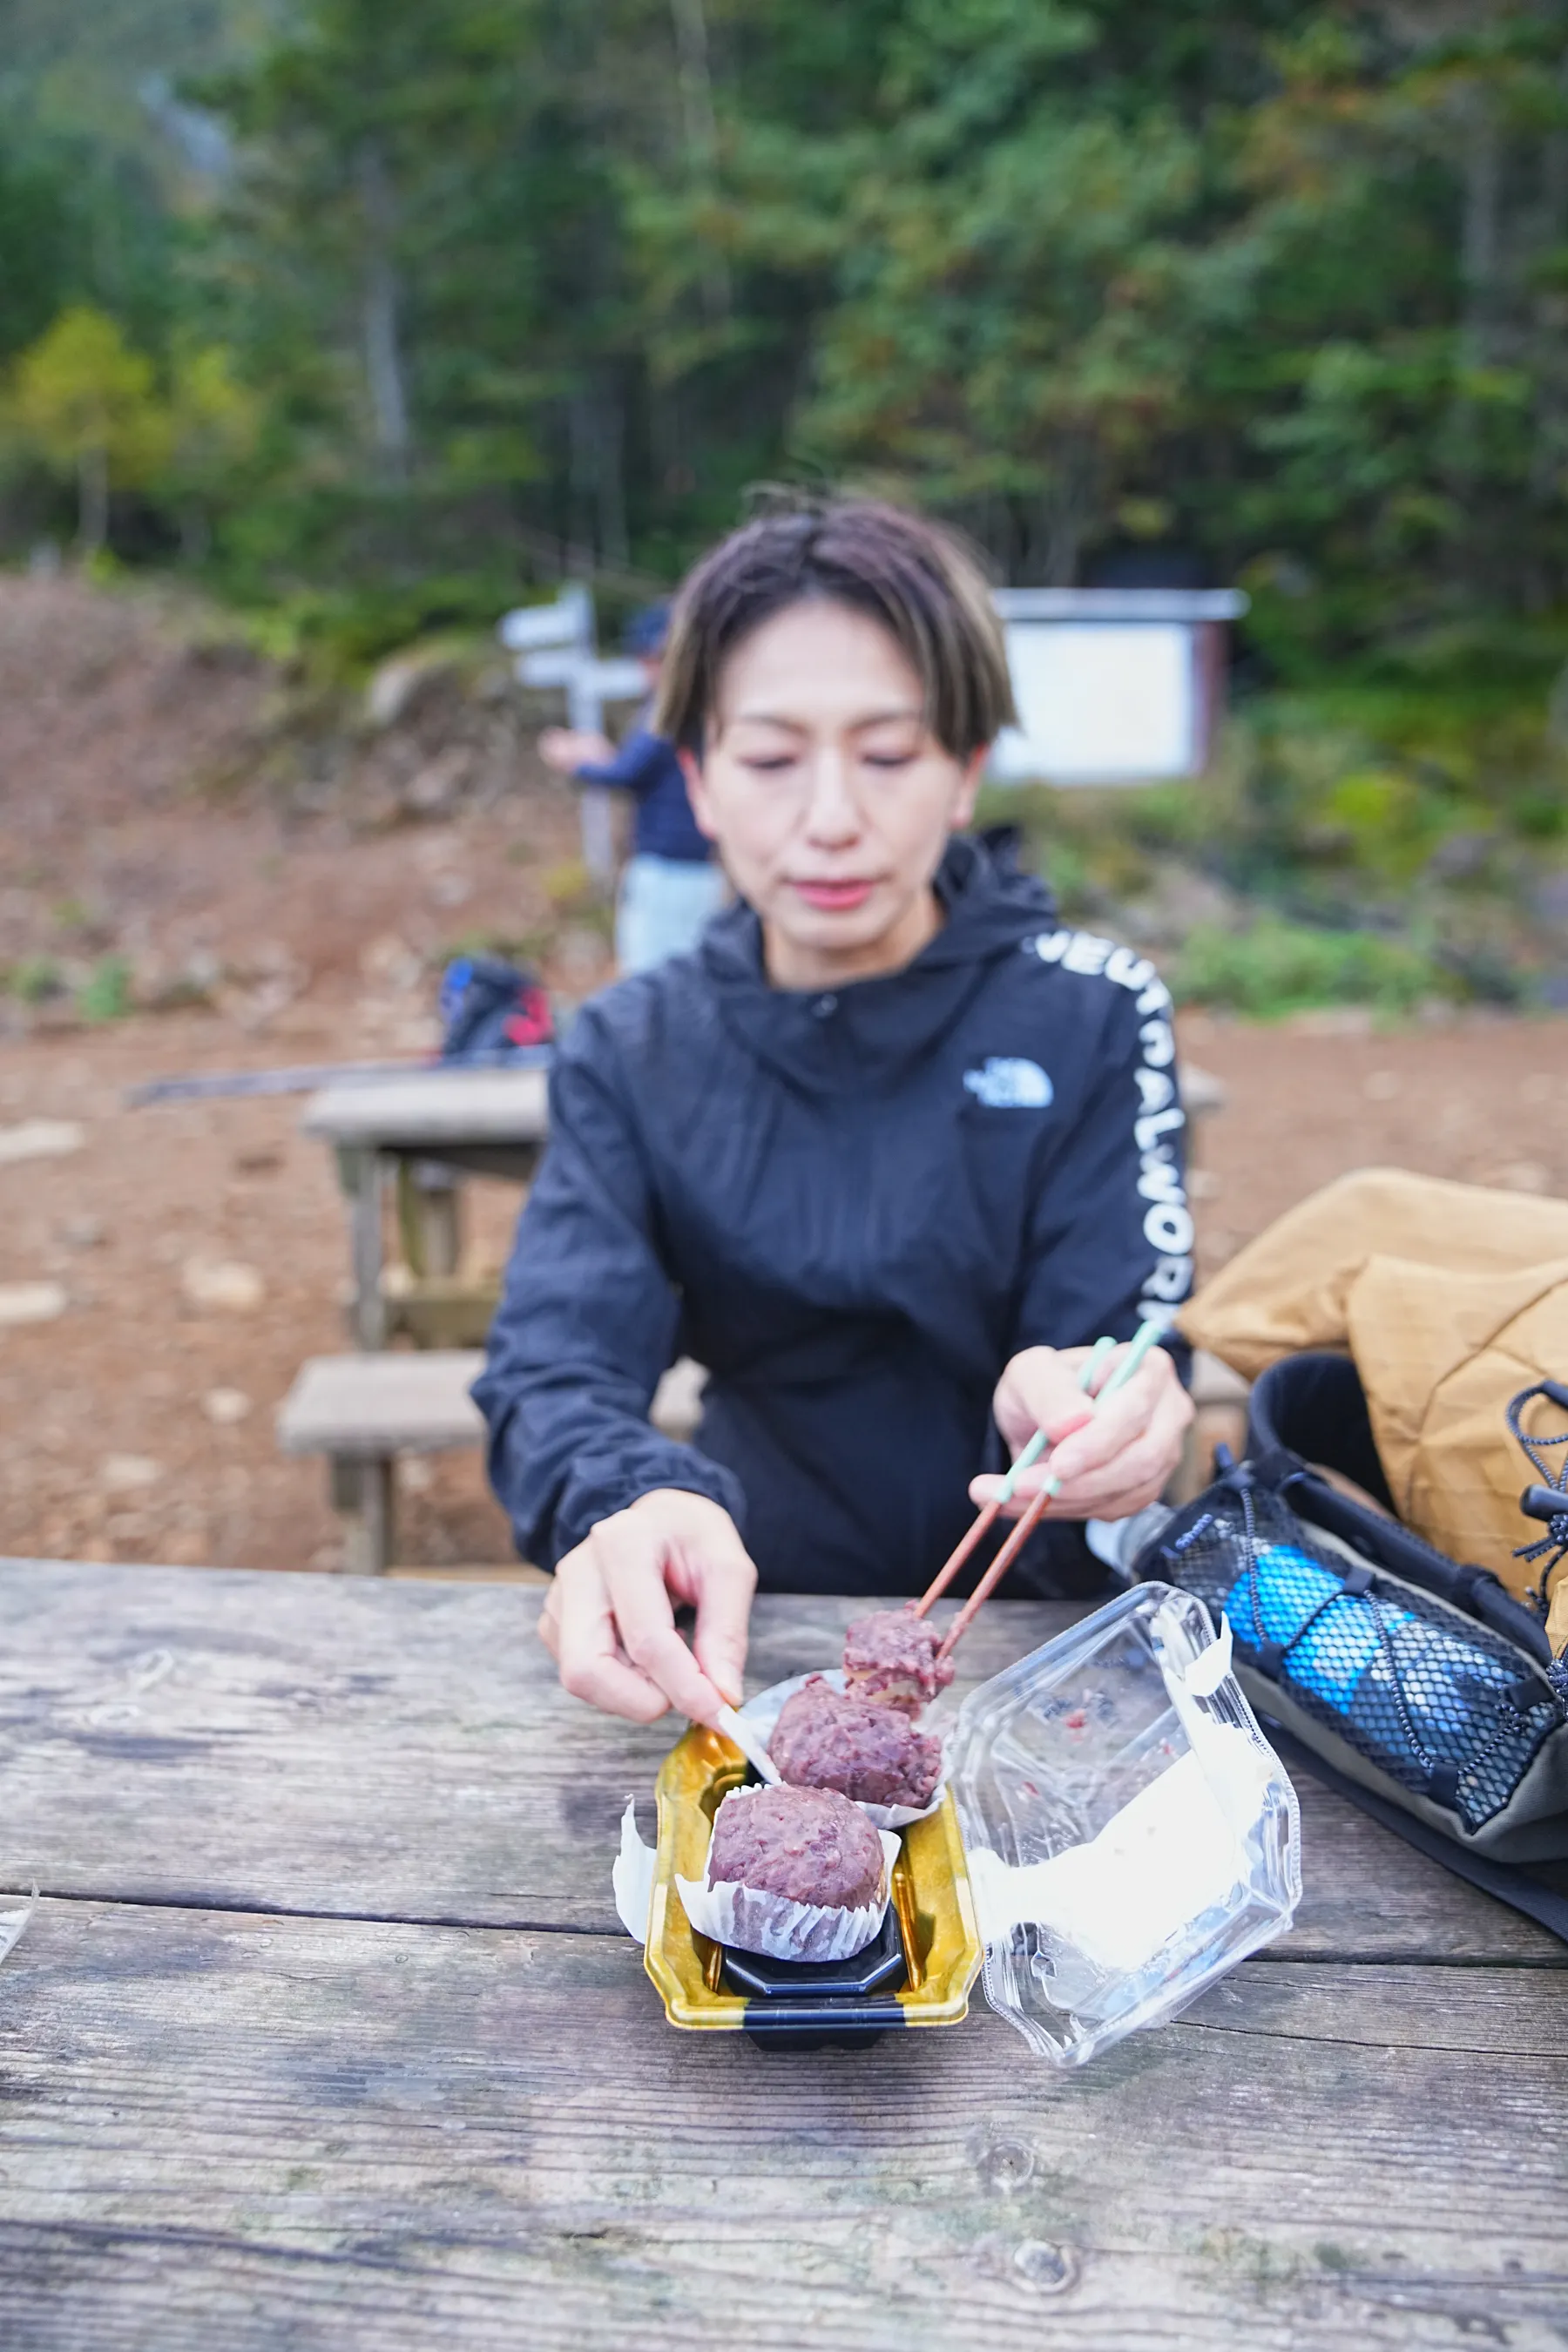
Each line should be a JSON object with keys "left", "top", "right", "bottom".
{"left": 947, "top": 1581, "right": 1301, "bottom": 2067}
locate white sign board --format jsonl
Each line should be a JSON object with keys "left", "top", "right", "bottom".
{"left": 988, "top": 588, "right": 1247, "bottom": 787}
{"left": 992, "top": 621, "right": 1194, "bottom": 783}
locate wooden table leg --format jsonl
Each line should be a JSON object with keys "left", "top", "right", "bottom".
{"left": 347, "top": 1147, "right": 387, "bottom": 1349}
{"left": 341, "top": 1456, "right": 394, "bottom": 1575}
{"left": 328, "top": 1458, "right": 362, "bottom": 1515}
{"left": 400, "top": 1159, "right": 463, "bottom": 1280}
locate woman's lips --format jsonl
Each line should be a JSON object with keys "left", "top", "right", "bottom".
{"left": 791, "top": 878, "right": 876, "bottom": 911}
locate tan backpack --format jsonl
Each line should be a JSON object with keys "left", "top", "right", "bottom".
{"left": 1179, "top": 1168, "right": 1568, "bottom": 1655}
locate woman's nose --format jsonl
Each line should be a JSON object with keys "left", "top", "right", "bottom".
{"left": 801, "top": 748, "right": 862, "bottom": 843}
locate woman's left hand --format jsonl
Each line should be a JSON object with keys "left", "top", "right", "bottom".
{"left": 976, "top": 1340, "right": 1193, "bottom": 1523}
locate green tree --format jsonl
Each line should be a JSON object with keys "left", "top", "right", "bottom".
{"left": 161, "top": 341, "right": 262, "bottom": 559}
{"left": 10, "top": 0, "right": 1568, "bottom": 691}
{"left": 10, "top": 306, "right": 172, "bottom": 551}
{"left": 1217, "top": 3, "right": 1568, "bottom": 665}
{"left": 0, "top": 138, "right": 84, "bottom": 364}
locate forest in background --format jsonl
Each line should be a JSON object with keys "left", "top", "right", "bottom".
{"left": 3, "top": 0, "right": 1568, "bottom": 1010}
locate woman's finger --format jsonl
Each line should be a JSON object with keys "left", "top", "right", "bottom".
{"left": 1043, "top": 1379, "right": 1156, "bottom": 1487}
{"left": 553, "top": 1544, "right": 672, "bottom": 1722}
{"left": 992, "top": 1346, "right": 1085, "bottom": 1456}
{"left": 679, "top": 1530, "right": 758, "bottom": 1707}
{"left": 972, "top": 1362, "right": 1190, "bottom": 1521}
{"left": 1044, "top": 1445, "right": 1173, "bottom": 1520}
{"left": 971, "top": 1389, "right": 1156, "bottom": 1511}
{"left": 596, "top": 1516, "right": 731, "bottom": 1727}
{"left": 1044, "top": 1352, "right": 1182, "bottom": 1489}
{"left": 1048, "top": 1388, "right": 1192, "bottom": 1518}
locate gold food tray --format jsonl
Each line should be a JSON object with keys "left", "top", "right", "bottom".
{"left": 643, "top": 1724, "right": 984, "bottom": 2038}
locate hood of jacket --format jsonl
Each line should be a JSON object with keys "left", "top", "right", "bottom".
{"left": 698, "top": 832, "right": 1057, "bottom": 1097}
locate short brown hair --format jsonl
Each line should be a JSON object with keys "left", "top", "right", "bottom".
{"left": 654, "top": 498, "right": 1017, "bottom": 758}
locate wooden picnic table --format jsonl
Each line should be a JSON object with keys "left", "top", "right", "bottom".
{"left": 301, "top": 1068, "right": 549, "bottom": 1347}
{"left": 1, "top": 1556, "right": 1563, "bottom": 2349}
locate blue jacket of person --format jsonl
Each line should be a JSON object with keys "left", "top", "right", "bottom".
{"left": 474, "top": 834, "right": 1193, "bottom": 1598}
{"left": 575, "top": 713, "right": 712, "bottom": 863}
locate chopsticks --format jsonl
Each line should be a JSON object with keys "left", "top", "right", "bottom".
{"left": 922, "top": 1321, "right": 1166, "bottom": 1664}
{"left": 911, "top": 1335, "right": 1118, "bottom": 1622}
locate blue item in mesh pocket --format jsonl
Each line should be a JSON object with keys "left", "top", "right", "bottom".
{"left": 1166, "top": 1490, "right": 1558, "bottom": 1831}
{"left": 1224, "top": 1544, "right": 1408, "bottom": 1707}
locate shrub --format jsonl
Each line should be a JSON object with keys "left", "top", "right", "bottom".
{"left": 78, "top": 955, "right": 132, "bottom": 1023}
{"left": 1170, "top": 918, "right": 1447, "bottom": 1020}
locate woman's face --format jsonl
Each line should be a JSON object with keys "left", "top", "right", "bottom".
{"left": 681, "top": 599, "right": 985, "bottom": 990}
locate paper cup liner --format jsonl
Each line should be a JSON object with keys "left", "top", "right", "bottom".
{"left": 741, "top": 1668, "right": 951, "bottom": 1830}
{"left": 675, "top": 1792, "right": 902, "bottom": 1963}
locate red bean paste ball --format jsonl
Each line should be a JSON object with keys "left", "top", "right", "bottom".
{"left": 841, "top": 1606, "right": 955, "bottom": 1716}
{"left": 771, "top": 1676, "right": 944, "bottom": 1810}
{"left": 706, "top": 1783, "right": 885, "bottom": 1912}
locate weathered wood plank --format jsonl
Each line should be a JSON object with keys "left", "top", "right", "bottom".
{"left": 276, "top": 1353, "right": 704, "bottom": 1459}
{"left": 302, "top": 1070, "right": 549, "bottom": 1149}
{"left": 0, "top": 1566, "right": 1063, "bottom": 1933}
{"left": 0, "top": 1563, "right": 1559, "bottom": 1961}
{"left": 0, "top": 1900, "right": 1564, "bottom": 2352}
{"left": 1186, "top": 1959, "right": 1567, "bottom": 2057}
{"left": 276, "top": 1350, "right": 487, "bottom": 1456}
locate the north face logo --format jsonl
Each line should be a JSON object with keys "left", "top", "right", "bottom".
{"left": 963, "top": 1057, "right": 1054, "bottom": 1109}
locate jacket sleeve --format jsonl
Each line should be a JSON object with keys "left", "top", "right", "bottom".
{"left": 472, "top": 1012, "right": 747, "bottom": 1568}
{"left": 573, "top": 727, "right": 669, "bottom": 800}
{"left": 1010, "top": 963, "right": 1194, "bottom": 1370}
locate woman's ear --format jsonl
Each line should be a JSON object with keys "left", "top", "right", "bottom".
{"left": 679, "top": 747, "right": 720, "bottom": 842}
{"left": 950, "top": 746, "right": 989, "bottom": 831}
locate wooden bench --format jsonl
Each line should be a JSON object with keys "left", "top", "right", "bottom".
{"left": 280, "top": 1342, "right": 1247, "bottom": 1575}
{"left": 277, "top": 1349, "right": 708, "bottom": 1573}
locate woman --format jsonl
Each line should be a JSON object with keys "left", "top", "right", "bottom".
{"left": 476, "top": 501, "right": 1194, "bottom": 1727}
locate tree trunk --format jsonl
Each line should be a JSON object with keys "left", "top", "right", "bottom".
{"left": 179, "top": 504, "right": 213, "bottom": 567}
{"left": 77, "top": 444, "right": 108, "bottom": 555}
{"left": 592, "top": 378, "right": 629, "bottom": 570}
{"left": 358, "top": 141, "right": 411, "bottom": 484}
{"left": 566, "top": 389, "right": 597, "bottom": 573}
{"left": 669, "top": 0, "right": 731, "bottom": 321}
{"left": 1458, "top": 81, "right": 1503, "bottom": 369}
{"left": 1039, "top": 438, "right": 1096, "bottom": 585}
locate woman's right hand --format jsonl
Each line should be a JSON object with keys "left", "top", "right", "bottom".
{"left": 537, "top": 1488, "right": 758, "bottom": 1726}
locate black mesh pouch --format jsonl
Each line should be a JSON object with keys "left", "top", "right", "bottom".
{"left": 1132, "top": 1357, "right": 1568, "bottom": 1918}
{"left": 1139, "top": 1470, "right": 1563, "bottom": 1846}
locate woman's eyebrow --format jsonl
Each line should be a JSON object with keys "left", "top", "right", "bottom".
{"left": 728, "top": 704, "right": 924, "bottom": 733}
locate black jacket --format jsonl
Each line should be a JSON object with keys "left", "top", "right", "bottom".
{"left": 475, "top": 835, "right": 1193, "bottom": 1597}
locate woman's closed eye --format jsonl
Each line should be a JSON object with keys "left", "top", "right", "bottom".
{"left": 857, "top": 729, "right": 924, "bottom": 770}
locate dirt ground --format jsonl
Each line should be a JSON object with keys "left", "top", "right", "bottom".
{"left": 3, "top": 573, "right": 1566, "bottom": 1576}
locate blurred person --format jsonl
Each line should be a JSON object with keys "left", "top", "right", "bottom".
{"left": 537, "top": 602, "right": 727, "bottom": 971}
{"left": 477, "top": 502, "right": 1194, "bottom": 1726}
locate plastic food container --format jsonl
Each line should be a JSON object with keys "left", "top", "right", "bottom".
{"left": 637, "top": 1722, "right": 984, "bottom": 2045}
{"left": 948, "top": 1580, "right": 1301, "bottom": 2065}
{"left": 624, "top": 1582, "right": 1301, "bottom": 2064}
